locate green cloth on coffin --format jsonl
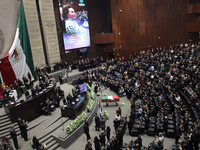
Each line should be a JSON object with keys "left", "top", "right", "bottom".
{"left": 103, "top": 96, "right": 108, "bottom": 100}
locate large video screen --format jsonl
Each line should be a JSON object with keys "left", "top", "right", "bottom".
{"left": 58, "top": 0, "right": 90, "bottom": 50}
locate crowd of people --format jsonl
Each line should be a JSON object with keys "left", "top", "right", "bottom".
{"left": 4, "top": 41, "right": 200, "bottom": 150}
{"left": 1, "top": 72, "right": 33, "bottom": 105}
{"left": 72, "top": 42, "right": 200, "bottom": 150}
{"left": 34, "top": 56, "right": 105, "bottom": 75}
{"left": 31, "top": 71, "right": 55, "bottom": 97}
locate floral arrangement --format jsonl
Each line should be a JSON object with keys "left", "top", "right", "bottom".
{"left": 86, "top": 98, "right": 94, "bottom": 112}
{"left": 103, "top": 110, "right": 109, "bottom": 119}
{"left": 66, "top": 83, "right": 96, "bottom": 134}
{"left": 66, "top": 111, "right": 86, "bottom": 134}
{"left": 97, "top": 92, "right": 101, "bottom": 96}
{"left": 85, "top": 83, "right": 91, "bottom": 92}
{"left": 90, "top": 90, "right": 95, "bottom": 100}
{"left": 120, "top": 102, "right": 126, "bottom": 107}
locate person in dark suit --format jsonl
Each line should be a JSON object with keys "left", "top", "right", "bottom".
{"left": 116, "top": 107, "right": 121, "bottom": 116}
{"left": 31, "top": 86, "right": 37, "bottom": 97}
{"left": 39, "top": 81, "right": 45, "bottom": 90}
{"left": 36, "top": 85, "right": 41, "bottom": 94}
{"left": 22, "top": 75, "right": 29, "bottom": 88}
{"left": 94, "top": 113, "right": 100, "bottom": 131}
{"left": 17, "top": 78, "right": 23, "bottom": 87}
{"left": 84, "top": 122, "right": 91, "bottom": 141}
{"left": 85, "top": 139, "right": 93, "bottom": 150}
{"left": 32, "top": 136, "right": 41, "bottom": 150}
{"left": 3, "top": 94, "right": 10, "bottom": 104}
{"left": 163, "top": 116, "right": 168, "bottom": 135}
{"left": 2, "top": 86, "right": 9, "bottom": 96}
{"left": 21, "top": 119, "right": 28, "bottom": 141}
{"left": 67, "top": 93, "right": 74, "bottom": 104}
{"left": 39, "top": 143, "right": 47, "bottom": 150}
{"left": 17, "top": 118, "right": 24, "bottom": 138}
{"left": 27, "top": 72, "right": 32, "bottom": 83}
{"left": 99, "top": 130, "right": 106, "bottom": 148}
{"left": 113, "top": 118, "right": 120, "bottom": 132}
{"left": 105, "top": 126, "right": 111, "bottom": 141}
{"left": 13, "top": 80, "right": 19, "bottom": 90}
{"left": 116, "top": 131, "right": 123, "bottom": 146}
{"left": 93, "top": 136, "right": 101, "bottom": 150}
{"left": 100, "top": 116, "right": 106, "bottom": 131}
{"left": 46, "top": 98, "right": 53, "bottom": 113}
{"left": 55, "top": 93, "right": 61, "bottom": 107}
{"left": 59, "top": 73, "right": 63, "bottom": 84}
{"left": 9, "top": 125, "right": 20, "bottom": 149}
{"left": 153, "top": 141, "right": 163, "bottom": 150}
{"left": 57, "top": 86, "right": 64, "bottom": 97}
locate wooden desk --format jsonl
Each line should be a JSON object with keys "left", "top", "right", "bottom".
{"left": 101, "top": 95, "right": 119, "bottom": 106}
{"left": 4, "top": 80, "right": 56, "bottom": 123}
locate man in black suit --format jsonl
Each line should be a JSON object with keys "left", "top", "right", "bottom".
{"left": 55, "top": 93, "right": 61, "bottom": 107}
{"left": 94, "top": 113, "right": 100, "bottom": 131}
{"left": 99, "top": 130, "right": 106, "bottom": 148}
{"left": 67, "top": 93, "right": 74, "bottom": 104}
{"left": 9, "top": 125, "right": 20, "bottom": 149}
{"left": 46, "top": 98, "right": 53, "bottom": 113}
{"left": 57, "top": 86, "right": 64, "bottom": 97}
{"left": 22, "top": 75, "right": 29, "bottom": 87}
{"left": 27, "top": 72, "right": 32, "bottom": 83}
{"left": 31, "top": 86, "right": 37, "bottom": 97}
{"left": 59, "top": 73, "right": 63, "bottom": 84}
{"left": 17, "top": 118, "right": 24, "bottom": 138}
{"left": 39, "top": 81, "right": 45, "bottom": 90}
{"left": 13, "top": 80, "right": 19, "bottom": 90}
{"left": 2, "top": 86, "right": 9, "bottom": 96}
{"left": 32, "top": 136, "right": 41, "bottom": 150}
{"left": 21, "top": 119, "right": 28, "bottom": 141}
{"left": 17, "top": 78, "right": 23, "bottom": 87}
{"left": 3, "top": 94, "right": 10, "bottom": 104}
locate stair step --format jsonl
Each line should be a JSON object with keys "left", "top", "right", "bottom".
{"left": 40, "top": 136, "right": 54, "bottom": 144}
{"left": 0, "top": 121, "right": 12, "bottom": 129}
{"left": 0, "top": 119, "right": 11, "bottom": 125}
{"left": 0, "top": 116, "right": 10, "bottom": 122}
{"left": 0, "top": 114, "right": 8, "bottom": 118}
{"left": 0, "top": 122, "right": 17, "bottom": 131}
{"left": 0, "top": 128, "right": 20, "bottom": 137}
{"left": 0, "top": 132, "right": 10, "bottom": 139}
{"left": 46, "top": 140, "right": 59, "bottom": 150}
{"left": 51, "top": 142, "right": 60, "bottom": 150}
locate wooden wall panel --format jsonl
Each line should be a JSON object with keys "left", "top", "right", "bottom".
{"left": 187, "top": 3, "right": 200, "bottom": 14}
{"left": 187, "top": 22, "right": 200, "bottom": 32}
{"left": 110, "top": 0, "right": 194, "bottom": 61}
{"left": 94, "top": 33, "right": 115, "bottom": 44}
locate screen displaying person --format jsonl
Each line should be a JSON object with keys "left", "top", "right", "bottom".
{"left": 62, "top": 4, "right": 80, "bottom": 35}
{"left": 59, "top": 1, "right": 90, "bottom": 50}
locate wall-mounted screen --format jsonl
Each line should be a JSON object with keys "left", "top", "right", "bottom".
{"left": 58, "top": 0, "right": 90, "bottom": 50}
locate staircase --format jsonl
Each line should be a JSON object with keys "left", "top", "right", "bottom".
{"left": 39, "top": 136, "right": 60, "bottom": 150}
{"left": 0, "top": 114, "right": 19, "bottom": 138}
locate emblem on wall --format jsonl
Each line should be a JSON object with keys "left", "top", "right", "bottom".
{"left": 0, "top": 29, "right": 5, "bottom": 55}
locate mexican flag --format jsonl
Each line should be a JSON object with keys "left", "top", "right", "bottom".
{"left": 0, "top": 0, "right": 35, "bottom": 98}
{"left": 103, "top": 95, "right": 119, "bottom": 100}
